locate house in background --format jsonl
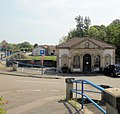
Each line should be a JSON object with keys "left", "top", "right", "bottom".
{"left": 32, "top": 45, "right": 56, "bottom": 56}
{"left": 32, "top": 46, "right": 46, "bottom": 56}
{"left": 0, "top": 40, "right": 8, "bottom": 59}
{"left": 0, "top": 40, "right": 8, "bottom": 52}
{"left": 48, "top": 45, "right": 56, "bottom": 56}
{"left": 57, "top": 37, "right": 116, "bottom": 73}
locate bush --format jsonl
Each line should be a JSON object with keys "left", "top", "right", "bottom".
{"left": 0, "top": 96, "right": 7, "bottom": 114}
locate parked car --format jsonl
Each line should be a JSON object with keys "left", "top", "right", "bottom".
{"left": 44, "top": 68, "right": 63, "bottom": 76}
{"left": 104, "top": 64, "right": 120, "bottom": 76}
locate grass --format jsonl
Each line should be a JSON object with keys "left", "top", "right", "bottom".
{"left": 68, "top": 99, "right": 80, "bottom": 109}
{"left": 0, "top": 96, "right": 7, "bottom": 114}
{"left": 21, "top": 56, "right": 57, "bottom": 61}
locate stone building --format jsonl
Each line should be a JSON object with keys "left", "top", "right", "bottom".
{"left": 57, "top": 37, "right": 116, "bottom": 73}
{"left": 32, "top": 45, "right": 56, "bottom": 56}
{"left": 32, "top": 45, "right": 47, "bottom": 56}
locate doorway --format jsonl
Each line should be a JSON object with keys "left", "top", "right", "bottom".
{"left": 83, "top": 54, "right": 91, "bottom": 73}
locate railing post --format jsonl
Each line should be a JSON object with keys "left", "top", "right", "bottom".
{"left": 65, "top": 78, "right": 75, "bottom": 101}
{"left": 102, "top": 88, "right": 120, "bottom": 114}
{"left": 76, "top": 82, "right": 77, "bottom": 99}
{"left": 81, "top": 80, "right": 84, "bottom": 109}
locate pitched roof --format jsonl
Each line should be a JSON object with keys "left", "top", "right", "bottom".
{"left": 48, "top": 45, "right": 56, "bottom": 50}
{"left": 57, "top": 37, "right": 115, "bottom": 49}
{"left": 0, "top": 40, "right": 8, "bottom": 46}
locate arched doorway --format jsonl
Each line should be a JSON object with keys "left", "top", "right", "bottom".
{"left": 83, "top": 54, "right": 91, "bottom": 73}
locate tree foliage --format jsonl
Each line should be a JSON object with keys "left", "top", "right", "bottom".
{"left": 7, "top": 44, "right": 20, "bottom": 52}
{"left": 18, "top": 42, "right": 33, "bottom": 49}
{"left": 33, "top": 43, "right": 39, "bottom": 48}
{"left": 67, "top": 15, "right": 91, "bottom": 40}
{"left": 59, "top": 36, "right": 68, "bottom": 44}
{"left": 6, "top": 42, "right": 33, "bottom": 53}
{"left": 106, "top": 19, "right": 120, "bottom": 56}
{"left": 59, "top": 16, "right": 120, "bottom": 57}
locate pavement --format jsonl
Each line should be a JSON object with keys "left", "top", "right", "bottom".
{"left": 0, "top": 67, "right": 95, "bottom": 114}
{"left": 7, "top": 96, "right": 93, "bottom": 114}
{"left": 0, "top": 67, "right": 61, "bottom": 79}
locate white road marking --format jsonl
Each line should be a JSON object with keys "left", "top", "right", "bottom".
{"left": 17, "top": 89, "right": 42, "bottom": 92}
{"left": 0, "top": 89, "right": 59, "bottom": 94}
{"left": 17, "top": 89, "right": 60, "bottom": 92}
{"left": 0, "top": 91, "right": 11, "bottom": 94}
{"left": 16, "top": 80, "right": 60, "bottom": 84}
{"left": 51, "top": 90, "right": 59, "bottom": 92}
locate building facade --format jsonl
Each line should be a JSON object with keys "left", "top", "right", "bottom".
{"left": 57, "top": 37, "right": 116, "bottom": 72}
{"left": 32, "top": 46, "right": 46, "bottom": 56}
{"left": 32, "top": 45, "right": 56, "bottom": 56}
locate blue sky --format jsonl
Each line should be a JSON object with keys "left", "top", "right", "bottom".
{"left": 0, "top": 0, "right": 120, "bottom": 45}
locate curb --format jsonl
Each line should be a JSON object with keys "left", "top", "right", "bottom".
{"left": 0, "top": 71, "right": 61, "bottom": 79}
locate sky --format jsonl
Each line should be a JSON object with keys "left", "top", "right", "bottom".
{"left": 0, "top": 0, "right": 120, "bottom": 45}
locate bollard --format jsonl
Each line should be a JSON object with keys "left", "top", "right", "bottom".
{"left": 13, "top": 61, "right": 18, "bottom": 71}
{"left": 102, "top": 88, "right": 120, "bottom": 114}
{"left": 65, "top": 78, "right": 75, "bottom": 101}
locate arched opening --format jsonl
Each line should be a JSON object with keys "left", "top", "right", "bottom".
{"left": 105, "top": 54, "right": 111, "bottom": 66}
{"left": 61, "top": 54, "right": 69, "bottom": 67}
{"left": 94, "top": 55, "right": 101, "bottom": 67}
{"left": 73, "top": 55, "right": 80, "bottom": 68}
{"left": 61, "top": 54, "right": 69, "bottom": 73}
{"left": 83, "top": 54, "right": 91, "bottom": 73}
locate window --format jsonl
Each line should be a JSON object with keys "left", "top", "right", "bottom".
{"left": 73, "top": 55, "right": 80, "bottom": 68}
{"left": 94, "top": 55, "right": 100, "bottom": 67}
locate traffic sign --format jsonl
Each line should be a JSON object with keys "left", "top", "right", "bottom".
{"left": 40, "top": 50, "right": 45, "bottom": 55}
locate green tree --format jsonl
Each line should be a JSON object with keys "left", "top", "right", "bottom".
{"left": 59, "top": 36, "right": 68, "bottom": 44}
{"left": 18, "top": 42, "right": 32, "bottom": 49}
{"left": 66, "top": 15, "right": 91, "bottom": 40}
{"left": 33, "top": 43, "right": 39, "bottom": 48}
{"left": 89, "top": 25, "right": 107, "bottom": 41}
{"left": 7, "top": 44, "right": 20, "bottom": 52}
{"left": 88, "top": 26, "right": 100, "bottom": 38}
{"left": 84, "top": 16, "right": 91, "bottom": 36}
{"left": 18, "top": 42, "right": 33, "bottom": 52}
{"left": 106, "top": 19, "right": 120, "bottom": 57}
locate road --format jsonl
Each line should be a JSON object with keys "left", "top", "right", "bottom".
{"left": 0, "top": 74, "right": 65, "bottom": 113}
{"left": 0, "top": 73, "right": 120, "bottom": 114}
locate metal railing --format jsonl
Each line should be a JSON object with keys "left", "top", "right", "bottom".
{"left": 70, "top": 79, "right": 106, "bottom": 114}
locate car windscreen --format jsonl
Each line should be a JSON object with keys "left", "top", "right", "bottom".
{"left": 115, "top": 65, "right": 120, "bottom": 70}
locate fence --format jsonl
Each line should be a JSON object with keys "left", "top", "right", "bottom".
{"left": 65, "top": 78, "right": 120, "bottom": 114}
{"left": 65, "top": 78, "right": 106, "bottom": 114}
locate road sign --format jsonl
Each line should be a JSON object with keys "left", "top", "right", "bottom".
{"left": 40, "top": 50, "right": 45, "bottom": 55}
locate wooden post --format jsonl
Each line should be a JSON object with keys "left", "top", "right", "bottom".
{"left": 65, "top": 78, "right": 75, "bottom": 101}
